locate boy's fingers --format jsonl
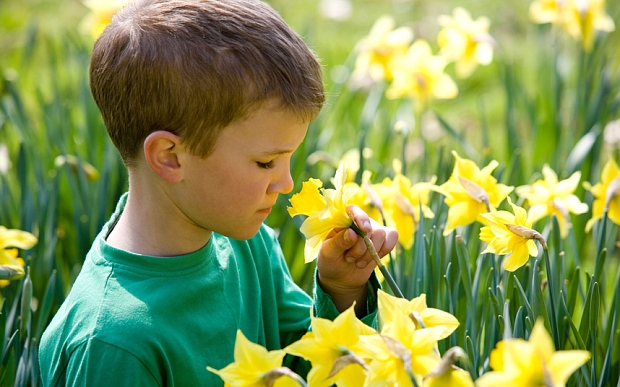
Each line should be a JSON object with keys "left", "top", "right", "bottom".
{"left": 377, "top": 227, "right": 399, "bottom": 258}
{"left": 320, "top": 228, "right": 357, "bottom": 262}
{"left": 354, "top": 226, "right": 387, "bottom": 267}
{"left": 346, "top": 205, "right": 371, "bottom": 233}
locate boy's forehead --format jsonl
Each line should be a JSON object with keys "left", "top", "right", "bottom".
{"left": 215, "top": 104, "right": 308, "bottom": 149}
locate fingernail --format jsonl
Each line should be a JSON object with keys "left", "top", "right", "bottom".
{"left": 364, "top": 221, "right": 370, "bottom": 230}
{"left": 345, "top": 256, "right": 355, "bottom": 264}
{"left": 344, "top": 229, "right": 353, "bottom": 243}
{"left": 356, "top": 260, "right": 368, "bottom": 269}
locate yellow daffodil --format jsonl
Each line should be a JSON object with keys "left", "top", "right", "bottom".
{"left": 476, "top": 319, "right": 590, "bottom": 387}
{"left": 284, "top": 304, "right": 375, "bottom": 387}
{"left": 357, "top": 310, "right": 444, "bottom": 386}
{"left": 515, "top": 165, "right": 588, "bottom": 238}
{"left": 424, "top": 348, "right": 474, "bottom": 387}
{"left": 480, "top": 197, "right": 542, "bottom": 272}
{"left": 380, "top": 160, "right": 447, "bottom": 249}
{"left": 288, "top": 162, "right": 359, "bottom": 262}
{"left": 386, "top": 39, "right": 458, "bottom": 112}
{"left": 561, "top": 0, "right": 615, "bottom": 51}
{"left": 352, "top": 15, "right": 414, "bottom": 83}
{"left": 583, "top": 157, "right": 620, "bottom": 231}
{"left": 80, "top": 0, "right": 130, "bottom": 38}
{"left": 529, "top": 0, "right": 568, "bottom": 24}
{"left": 344, "top": 171, "right": 385, "bottom": 224}
{"left": 0, "top": 250, "right": 23, "bottom": 288}
{"left": 0, "top": 226, "right": 37, "bottom": 281}
{"left": 207, "top": 330, "right": 301, "bottom": 387}
{"left": 378, "top": 290, "right": 459, "bottom": 340}
{"left": 440, "top": 151, "right": 514, "bottom": 236}
{"left": 530, "top": 0, "right": 615, "bottom": 51}
{"left": 437, "top": 7, "right": 495, "bottom": 78}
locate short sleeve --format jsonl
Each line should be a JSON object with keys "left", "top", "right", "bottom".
{"left": 64, "top": 338, "right": 161, "bottom": 387}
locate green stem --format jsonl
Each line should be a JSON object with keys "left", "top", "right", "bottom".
{"left": 594, "top": 210, "right": 608, "bottom": 283}
{"left": 543, "top": 247, "right": 561, "bottom": 350}
{"left": 408, "top": 369, "right": 420, "bottom": 387}
{"left": 349, "top": 220, "right": 405, "bottom": 299}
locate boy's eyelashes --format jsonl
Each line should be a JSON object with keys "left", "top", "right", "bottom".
{"left": 256, "top": 160, "right": 276, "bottom": 169}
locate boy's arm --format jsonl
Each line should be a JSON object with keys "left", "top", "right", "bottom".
{"left": 316, "top": 205, "right": 398, "bottom": 317}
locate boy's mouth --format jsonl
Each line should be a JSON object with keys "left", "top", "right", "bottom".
{"left": 257, "top": 207, "right": 272, "bottom": 214}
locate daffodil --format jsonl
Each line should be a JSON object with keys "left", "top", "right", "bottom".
{"left": 378, "top": 290, "right": 459, "bottom": 340}
{"left": 0, "top": 226, "right": 37, "bottom": 281}
{"left": 80, "top": 0, "right": 130, "bottom": 38}
{"left": 357, "top": 310, "right": 444, "bottom": 386}
{"left": 207, "top": 330, "right": 302, "bottom": 387}
{"left": 440, "top": 151, "right": 514, "bottom": 236}
{"left": 284, "top": 304, "right": 375, "bottom": 387}
{"left": 423, "top": 348, "right": 474, "bottom": 387}
{"left": 437, "top": 7, "right": 495, "bottom": 78}
{"left": 479, "top": 197, "right": 543, "bottom": 272}
{"left": 352, "top": 15, "right": 414, "bottom": 83}
{"left": 288, "top": 162, "right": 359, "bottom": 262}
{"left": 476, "top": 319, "right": 590, "bottom": 387}
{"left": 561, "top": 0, "right": 615, "bottom": 51}
{"left": 0, "top": 250, "right": 23, "bottom": 288}
{"left": 386, "top": 39, "right": 458, "bottom": 112}
{"left": 515, "top": 165, "right": 588, "bottom": 238}
{"left": 529, "top": 0, "right": 568, "bottom": 24}
{"left": 583, "top": 156, "right": 620, "bottom": 231}
{"left": 344, "top": 171, "right": 385, "bottom": 224}
{"left": 424, "top": 367, "right": 473, "bottom": 387}
{"left": 380, "top": 160, "right": 447, "bottom": 249}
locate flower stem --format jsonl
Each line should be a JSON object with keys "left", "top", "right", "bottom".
{"left": 409, "top": 370, "right": 420, "bottom": 387}
{"left": 543, "top": 247, "right": 560, "bottom": 350}
{"left": 349, "top": 218, "right": 405, "bottom": 299}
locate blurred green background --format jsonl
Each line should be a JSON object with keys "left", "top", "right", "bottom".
{"left": 1, "top": 0, "right": 620, "bottom": 385}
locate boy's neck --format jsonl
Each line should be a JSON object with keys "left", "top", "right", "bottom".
{"left": 106, "top": 174, "right": 212, "bottom": 257}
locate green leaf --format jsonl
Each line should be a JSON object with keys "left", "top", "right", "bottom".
{"left": 513, "top": 275, "right": 535, "bottom": 326}
{"left": 513, "top": 306, "right": 524, "bottom": 339}
{"left": 565, "top": 124, "right": 601, "bottom": 175}
{"left": 19, "top": 273, "right": 32, "bottom": 341}
{"left": 560, "top": 292, "right": 587, "bottom": 350}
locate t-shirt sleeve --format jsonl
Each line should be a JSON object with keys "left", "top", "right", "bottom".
{"left": 313, "top": 269, "right": 381, "bottom": 329}
{"left": 64, "top": 338, "right": 161, "bottom": 387}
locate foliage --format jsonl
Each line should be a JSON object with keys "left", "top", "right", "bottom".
{"left": 0, "top": 0, "right": 619, "bottom": 385}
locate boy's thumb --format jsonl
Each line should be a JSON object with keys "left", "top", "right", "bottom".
{"left": 320, "top": 228, "right": 357, "bottom": 261}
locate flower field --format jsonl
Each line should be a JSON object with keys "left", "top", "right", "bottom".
{"left": 1, "top": 0, "right": 620, "bottom": 386}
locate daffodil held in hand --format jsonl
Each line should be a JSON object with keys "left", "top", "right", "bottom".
{"left": 288, "top": 162, "right": 399, "bottom": 314}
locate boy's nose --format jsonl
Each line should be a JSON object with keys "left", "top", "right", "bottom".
{"left": 268, "top": 169, "right": 294, "bottom": 195}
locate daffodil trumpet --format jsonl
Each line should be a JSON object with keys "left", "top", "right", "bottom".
{"left": 347, "top": 210, "right": 405, "bottom": 299}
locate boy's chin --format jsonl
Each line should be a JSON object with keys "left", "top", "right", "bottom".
{"left": 221, "top": 225, "right": 263, "bottom": 241}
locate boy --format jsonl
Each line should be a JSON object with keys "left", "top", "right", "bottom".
{"left": 39, "top": 0, "right": 398, "bottom": 385}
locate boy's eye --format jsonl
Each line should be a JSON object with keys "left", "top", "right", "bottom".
{"left": 256, "top": 160, "right": 275, "bottom": 169}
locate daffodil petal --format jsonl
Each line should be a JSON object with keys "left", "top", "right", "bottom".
{"left": 502, "top": 242, "right": 530, "bottom": 271}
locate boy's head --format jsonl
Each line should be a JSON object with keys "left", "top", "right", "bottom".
{"left": 89, "top": 0, "right": 325, "bottom": 165}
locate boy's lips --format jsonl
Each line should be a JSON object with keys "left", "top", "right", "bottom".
{"left": 258, "top": 207, "right": 272, "bottom": 214}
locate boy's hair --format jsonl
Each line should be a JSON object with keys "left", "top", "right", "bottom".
{"left": 90, "top": 0, "right": 325, "bottom": 164}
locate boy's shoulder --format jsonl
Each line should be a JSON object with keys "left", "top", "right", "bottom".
{"left": 41, "top": 220, "right": 283, "bottom": 344}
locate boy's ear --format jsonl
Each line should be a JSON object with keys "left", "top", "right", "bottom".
{"left": 143, "top": 131, "right": 184, "bottom": 184}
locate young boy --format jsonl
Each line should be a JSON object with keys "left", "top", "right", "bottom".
{"left": 39, "top": 0, "right": 398, "bottom": 385}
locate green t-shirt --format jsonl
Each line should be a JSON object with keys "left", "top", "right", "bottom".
{"left": 39, "top": 194, "right": 378, "bottom": 386}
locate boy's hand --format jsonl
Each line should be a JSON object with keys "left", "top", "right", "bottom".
{"left": 316, "top": 205, "right": 398, "bottom": 314}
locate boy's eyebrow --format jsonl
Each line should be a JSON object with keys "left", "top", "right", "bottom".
{"left": 260, "top": 149, "right": 296, "bottom": 156}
